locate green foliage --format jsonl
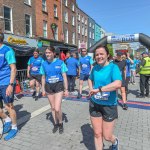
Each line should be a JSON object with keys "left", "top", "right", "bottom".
{"left": 107, "top": 44, "right": 114, "bottom": 56}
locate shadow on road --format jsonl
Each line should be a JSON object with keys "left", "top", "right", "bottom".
{"left": 80, "top": 123, "right": 95, "bottom": 150}
{"left": 46, "top": 112, "right": 68, "bottom": 125}
{"left": 14, "top": 104, "right": 31, "bottom": 130}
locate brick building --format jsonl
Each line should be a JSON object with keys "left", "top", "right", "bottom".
{"left": 76, "top": 7, "right": 88, "bottom": 49}
{"left": 62, "top": 0, "right": 76, "bottom": 46}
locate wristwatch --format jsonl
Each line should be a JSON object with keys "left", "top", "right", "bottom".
{"left": 9, "top": 83, "right": 14, "bottom": 87}
{"left": 98, "top": 86, "right": 102, "bottom": 94}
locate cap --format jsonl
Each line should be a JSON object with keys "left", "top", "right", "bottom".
{"left": 116, "top": 51, "right": 123, "bottom": 56}
{"left": 141, "top": 51, "right": 149, "bottom": 55}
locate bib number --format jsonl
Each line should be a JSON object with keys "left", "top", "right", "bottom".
{"left": 48, "top": 76, "right": 59, "bottom": 83}
{"left": 94, "top": 92, "right": 110, "bottom": 100}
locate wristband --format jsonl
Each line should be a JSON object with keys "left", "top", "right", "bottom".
{"left": 98, "top": 86, "right": 102, "bottom": 94}
{"left": 9, "top": 83, "right": 14, "bottom": 87}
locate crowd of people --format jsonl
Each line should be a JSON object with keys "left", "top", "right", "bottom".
{"left": 0, "top": 32, "right": 150, "bottom": 150}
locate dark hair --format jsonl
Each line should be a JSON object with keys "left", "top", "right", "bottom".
{"left": 46, "top": 46, "right": 55, "bottom": 53}
{"left": 94, "top": 45, "right": 110, "bottom": 59}
{"left": 34, "top": 49, "right": 39, "bottom": 54}
{"left": 0, "top": 31, "right": 4, "bottom": 43}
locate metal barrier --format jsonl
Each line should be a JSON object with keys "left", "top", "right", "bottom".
{"left": 16, "top": 69, "right": 30, "bottom": 91}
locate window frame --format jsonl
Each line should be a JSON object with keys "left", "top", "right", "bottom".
{"left": 43, "top": 20, "right": 47, "bottom": 38}
{"left": 42, "top": 0, "right": 47, "bottom": 12}
{"left": 54, "top": 4, "right": 58, "bottom": 18}
{"left": 25, "top": 14, "right": 32, "bottom": 37}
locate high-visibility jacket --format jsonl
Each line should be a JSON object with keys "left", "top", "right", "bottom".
{"left": 139, "top": 57, "right": 150, "bottom": 75}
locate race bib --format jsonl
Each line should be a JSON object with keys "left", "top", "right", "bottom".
{"left": 48, "top": 76, "right": 59, "bottom": 83}
{"left": 94, "top": 92, "right": 110, "bottom": 100}
{"left": 32, "top": 67, "right": 38, "bottom": 71}
{"left": 82, "top": 64, "right": 87, "bottom": 68}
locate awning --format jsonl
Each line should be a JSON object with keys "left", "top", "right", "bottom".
{"left": 4, "top": 42, "right": 36, "bottom": 56}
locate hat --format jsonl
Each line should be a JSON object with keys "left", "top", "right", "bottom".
{"left": 116, "top": 51, "right": 123, "bottom": 56}
{"left": 141, "top": 51, "right": 149, "bottom": 55}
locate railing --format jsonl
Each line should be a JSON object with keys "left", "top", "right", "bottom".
{"left": 16, "top": 69, "right": 30, "bottom": 91}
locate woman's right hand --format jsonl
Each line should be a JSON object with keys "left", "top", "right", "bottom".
{"left": 27, "top": 74, "right": 30, "bottom": 78}
{"left": 89, "top": 89, "right": 99, "bottom": 96}
{"left": 42, "top": 91, "right": 46, "bottom": 97}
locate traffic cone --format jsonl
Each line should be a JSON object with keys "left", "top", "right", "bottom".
{"left": 15, "top": 80, "right": 22, "bottom": 94}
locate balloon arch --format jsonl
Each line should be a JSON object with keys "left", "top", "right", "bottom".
{"left": 89, "top": 33, "right": 150, "bottom": 52}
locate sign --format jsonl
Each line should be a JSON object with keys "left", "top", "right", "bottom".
{"left": 7, "top": 36, "right": 27, "bottom": 45}
{"left": 107, "top": 34, "right": 139, "bottom": 43}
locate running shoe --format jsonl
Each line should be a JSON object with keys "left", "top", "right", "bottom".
{"left": 122, "top": 103, "right": 128, "bottom": 110}
{"left": 35, "top": 96, "right": 39, "bottom": 101}
{"left": 52, "top": 124, "right": 59, "bottom": 133}
{"left": 77, "top": 93, "right": 82, "bottom": 99}
{"left": 145, "top": 94, "right": 150, "bottom": 98}
{"left": 59, "top": 123, "right": 64, "bottom": 134}
{"left": 111, "top": 138, "right": 119, "bottom": 150}
{"left": 137, "top": 94, "right": 145, "bottom": 98}
{"left": 4, "top": 129, "right": 18, "bottom": 141}
{"left": 3, "top": 122, "right": 11, "bottom": 134}
{"left": 32, "top": 91, "right": 36, "bottom": 98}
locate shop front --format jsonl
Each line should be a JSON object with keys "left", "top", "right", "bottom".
{"left": 4, "top": 34, "right": 38, "bottom": 69}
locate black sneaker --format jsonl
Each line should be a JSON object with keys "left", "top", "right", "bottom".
{"left": 77, "top": 93, "right": 82, "bottom": 99}
{"left": 111, "top": 138, "right": 119, "bottom": 150}
{"left": 122, "top": 103, "right": 128, "bottom": 110}
{"left": 52, "top": 124, "right": 59, "bottom": 133}
{"left": 137, "top": 94, "right": 145, "bottom": 98}
{"left": 35, "top": 96, "right": 39, "bottom": 101}
{"left": 145, "top": 94, "right": 150, "bottom": 98}
{"left": 32, "top": 91, "right": 36, "bottom": 98}
{"left": 59, "top": 123, "right": 64, "bottom": 134}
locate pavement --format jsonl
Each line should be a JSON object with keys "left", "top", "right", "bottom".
{"left": 0, "top": 76, "right": 150, "bottom": 150}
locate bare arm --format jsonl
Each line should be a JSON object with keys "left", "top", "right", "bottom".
{"left": 27, "top": 65, "right": 30, "bottom": 78}
{"left": 62, "top": 73, "right": 68, "bottom": 96}
{"left": 41, "top": 75, "right": 46, "bottom": 92}
{"left": 6, "top": 63, "right": 16, "bottom": 96}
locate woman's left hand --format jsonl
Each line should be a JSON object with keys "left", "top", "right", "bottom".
{"left": 64, "top": 90, "right": 69, "bottom": 97}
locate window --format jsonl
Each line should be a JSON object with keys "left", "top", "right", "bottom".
{"left": 89, "top": 22, "right": 91, "bottom": 27}
{"left": 4, "top": 6, "right": 13, "bottom": 32}
{"left": 64, "top": 12, "right": 68, "bottom": 23}
{"left": 93, "top": 24, "right": 94, "bottom": 29}
{"left": 64, "top": 0, "right": 68, "bottom": 6}
{"left": 85, "top": 28, "right": 87, "bottom": 36}
{"left": 25, "top": 14, "right": 32, "bottom": 36}
{"left": 54, "top": 5, "right": 57, "bottom": 17}
{"left": 85, "top": 19, "right": 87, "bottom": 25}
{"left": 92, "top": 33, "right": 94, "bottom": 39}
{"left": 24, "top": 0, "right": 31, "bottom": 5}
{"left": 42, "top": 0, "right": 47, "bottom": 12}
{"left": 72, "top": 16, "right": 75, "bottom": 26}
{"left": 82, "top": 16, "right": 84, "bottom": 23}
{"left": 78, "top": 13, "right": 80, "bottom": 21}
{"left": 54, "top": 26, "right": 58, "bottom": 40}
{"left": 43, "top": 21, "right": 47, "bottom": 38}
{"left": 89, "top": 43, "right": 92, "bottom": 47}
{"left": 64, "top": 29, "right": 68, "bottom": 43}
{"left": 72, "top": 32, "right": 75, "bottom": 44}
{"left": 72, "top": 3, "right": 75, "bottom": 11}
{"left": 78, "top": 39, "right": 80, "bottom": 47}
{"left": 82, "top": 26, "right": 84, "bottom": 35}
{"left": 78, "top": 25, "right": 80, "bottom": 34}
{"left": 89, "top": 31, "right": 91, "bottom": 38}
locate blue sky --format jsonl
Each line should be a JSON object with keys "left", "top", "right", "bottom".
{"left": 77, "top": 0, "right": 150, "bottom": 36}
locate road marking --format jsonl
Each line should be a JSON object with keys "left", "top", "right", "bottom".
{"left": 17, "top": 85, "right": 89, "bottom": 126}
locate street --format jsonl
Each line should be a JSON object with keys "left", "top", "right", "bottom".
{"left": 0, "top": 77, "right": 150, "bottom": 150}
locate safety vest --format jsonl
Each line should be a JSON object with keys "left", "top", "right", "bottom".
{"left": 139, "top": 57, "right": 150, "bottom": 75}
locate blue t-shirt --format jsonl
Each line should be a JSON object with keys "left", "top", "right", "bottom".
{"left": 79, "top": 55, "right": 93, "bottom": 75}
{"left": 66, "top": 57, "right": 79, "bottom": 76}
{"left": 89, "top": 63, "right": 122, "bottom": 106}
{"left": 40, "top": 58, "right": 68, "bottom": 83}
{"left": 126, "top": 59, "right": 131, "bottom": 77}
{"left": 0, "top": 44, "right": 16, "bottom": 86}
{"left": 28, "top": 56, "right": 44, "bottom": 75}
{"left": 130, "top": 59, "right": 140, "bottom": 70}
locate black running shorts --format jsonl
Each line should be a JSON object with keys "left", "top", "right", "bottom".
{"left": 89, "top": 100, "right": 118, "bottom": 122}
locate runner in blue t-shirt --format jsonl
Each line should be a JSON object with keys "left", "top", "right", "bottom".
{"left": 77, "top": 48, "right": 93, "bottom": 99}
{"left": 27, "top": 49, "right": 44, "bottom": 101}
{"left": 88, "top": 45, "right": 122, "bottom": 150}
{"left": 40, "top": 46, "right": 68, "bottom": 134}
{"left": 65, "top": 52, "right": 79, "bottom": 94}
{"left": 0, "top": 32, "right": 18, "bottom": 140}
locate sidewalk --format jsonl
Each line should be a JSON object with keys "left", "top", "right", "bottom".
{"left": 0, "top": 77, "right": 150, "bottom": 150}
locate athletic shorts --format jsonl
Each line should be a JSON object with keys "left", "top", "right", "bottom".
{"left": 30, "top": 74, "right": 42, "bottom": 83}
{"left": 0, "top": 85, "right": 15, "bottom": 104}
{"left": 80, "top": 74, "right": 89, "bottom": 81}
{"left": 45, "top": 81, "right": 64, "bottom": 94}
{"left": 89, "top": 100, "right": 118, "bottom": 122}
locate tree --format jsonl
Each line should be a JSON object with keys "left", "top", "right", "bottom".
{"left": 107, "top": 44, "right": 114, "bottom": 57}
